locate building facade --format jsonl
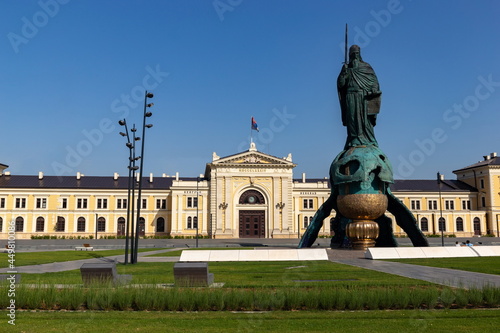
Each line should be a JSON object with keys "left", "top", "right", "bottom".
{"left": 1, "top": 148, "right": 499, "bottom": 240}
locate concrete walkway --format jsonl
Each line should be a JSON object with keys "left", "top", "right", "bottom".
{"left": 0, "top": 248, "right": 182, "bottom": 274}
{"left": 2, "top": 247, "right": 499, "bottom": 290}
{"left": 326, "top": 249, "right": 500, "bottom": 289}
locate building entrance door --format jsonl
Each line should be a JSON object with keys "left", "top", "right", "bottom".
{"left": 239, "top": 210, "right": 265, "bottom": 238}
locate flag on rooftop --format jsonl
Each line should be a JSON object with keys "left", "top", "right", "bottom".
{"left": 251, "top": 117, "right": 259, "bottom": 132}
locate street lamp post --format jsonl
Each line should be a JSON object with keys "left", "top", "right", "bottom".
{"left": 196, "top": 176, "right": 205, "bottom": 248}
{"left": 437, "top": 172, "right": 444, "bottom": 247}
{"left": 119, "top": 120, "right": 140, "bottom": 265}
{"left": 196, "top": 176, "right": 199, "bottom": 248}
{"left": 132, "top": 91, "right": 154, "bottom": 264}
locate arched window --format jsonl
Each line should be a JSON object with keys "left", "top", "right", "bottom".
{"left": 187, "top": 216, "right": 192, "bottom": 229}
{"left": 156, "top": 217, "right": 165, "bottom": 232}
{"left": 0, "top": 217, "right": 3, "bottom": 232}
{"left": 455, "top": 217, "right": 464, "bottom": 232}
{"left": 420, "top": 217, "right": 428, "bottom": 232}
{"left": 56, "top": 216, "right": 65, "bottom": 232}
{"left": 77, "top": 217, "right": 86, "bottom": 232}
{"left": 15, "top": 217, "right": 23, "bottom": 232}
{"left": 193, "top": 216, "right": 198, "bottom": 229}
{"left": 97, "top": 217, "right": 106, "bottom": 232}
{"left": 303, "top": 216, "right": 308, "bottom": 228}
{"left": 473, "top": 217, "right": 481, "bottom": 235}
{"left": 239, "top": 190, "right": 265, "bottom": 204}
{"left": 36, "top": 216, "right": 45, "bottom": 232}
{"left": 117, "top": 217, "right": 125, "bottom": 236}
{"left": 438, "top": 217, "right": 446, "bottom": 232}
{"left": 138, "top": 217, "right": 145, "bottom": 236}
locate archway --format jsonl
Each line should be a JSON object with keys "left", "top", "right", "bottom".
{"left": 238, "top": 189, "right": 266, "bottom": 238}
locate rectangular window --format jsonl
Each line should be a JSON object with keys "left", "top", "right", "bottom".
{"left": 186, "top": 197, "right": 198, "bottom": 208}
{"left": 36, "top": 198, "right": 47, "bottom": 209}
{"left": 77, "top": 198, "right": 88, "bottom": 209}
{"left": 480, "top": 179, "right": 485, "bottom": 189}
{"left": 462, "top": 200, "right": 471, "bottom": 210}
{"left": 428, "top": 200, "right": 437, "bottom": 210}
{"left": 117, "top": 199, "right": 127, "bottom": 209}
{"left": 15, "top": 198, "right": 26, "bottom": 209}
{"left": 303, "top": 199, "right": 313, "bottom": 209}
{"left": 481, "top": 197, "right": 486, "bottom": 207}
{"left": 411, "top": 200, "right": 420, "bottom": 210}
{"left": 156, "top": 199, "right": 166, "bottom": 209}
{"left": 0, "top": 198, "right": 5, "bottom": 208}
{"left": 141, "top": 198, "right": 147, "bottom": 209}
{"left": 61, "top": 198, "right": 68, "bottom": 209}
{"left": 97, "top": 198, "right": 108, "bottom": 209}
{"left": 445, "top": 200, "right": 455, "bottom": 210}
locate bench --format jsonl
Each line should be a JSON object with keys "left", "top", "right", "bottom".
{"left": 0, "top": 274, "right": 21, "bottom": 284}
{"left": 173, "top": 262, "right": 214, "bottom": 287}
{"left": 80, "top": 263, "right": 131, "bottom": 286}
{"left": 75, "top": 244, "right": 94, "bottom": 251}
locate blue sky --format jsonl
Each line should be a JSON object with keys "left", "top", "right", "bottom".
{"left": 1, "top": 0, "right": 499, "bottom": 180}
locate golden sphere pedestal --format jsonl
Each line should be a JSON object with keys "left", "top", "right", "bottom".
{"left": 337, "top": 193, "right": 388, "bottom": 250}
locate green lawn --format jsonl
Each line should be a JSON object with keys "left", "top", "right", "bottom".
{"left": 386, "top": 257, "right": 500, "bottom": 275}
{"left": 0, "top": 248, "right": 163, "bottom": 268}
{"left": 17, "top": 260, "right": 432, "bottom": 287}
{"left": 3, "top": 309, "right": 500, "bottom": 333}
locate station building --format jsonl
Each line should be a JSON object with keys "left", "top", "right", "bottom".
{"left": 0, "top": 146, "right": 499, "bottom": 240}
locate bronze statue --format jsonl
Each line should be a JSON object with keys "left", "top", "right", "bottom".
{"left": 338, "top": 45, "right": 381, "bottom": 149}
{"left": 299, "top": 38, "right": 428, "bottom": 249}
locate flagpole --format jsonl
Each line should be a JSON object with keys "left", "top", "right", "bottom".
{"left": 250, "top": 116, "right": 253, "bottom": 145}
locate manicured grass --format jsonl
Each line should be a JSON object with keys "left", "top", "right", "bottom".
{"left": 0, "top": 248, "right": 163, "bottom": 268}
{"left": 16, "top": 261, "right": 433, "bottom": 286}
{"left": 3, "top": 309, "right": 500, "bottom": 332}
{"left": 386, "top": 257, "right": 500, "bottom": 275}
{"left": 145, "top": 247, "right": 254, "bottom": 257}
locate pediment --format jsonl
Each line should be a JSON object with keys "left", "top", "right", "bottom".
{"left": 212, "top": 151, "right": 294, "bottom": 167}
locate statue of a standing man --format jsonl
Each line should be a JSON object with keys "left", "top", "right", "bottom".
{"left": 337, "top": 45, "right": 382, "bottom": 149}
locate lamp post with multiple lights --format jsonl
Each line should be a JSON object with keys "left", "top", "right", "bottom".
{"left": 118, "top": 120, "right": 140, "bottom": 265}
{"left": 118, "top": 91, "right": 154, "bottom": 264}
{"left": 131, "top": 91, "right": 154, "bottom": 264}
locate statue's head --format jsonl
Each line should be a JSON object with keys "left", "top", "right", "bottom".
{"left": 349, "top": 45, "right": 362, "bottom": 61}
